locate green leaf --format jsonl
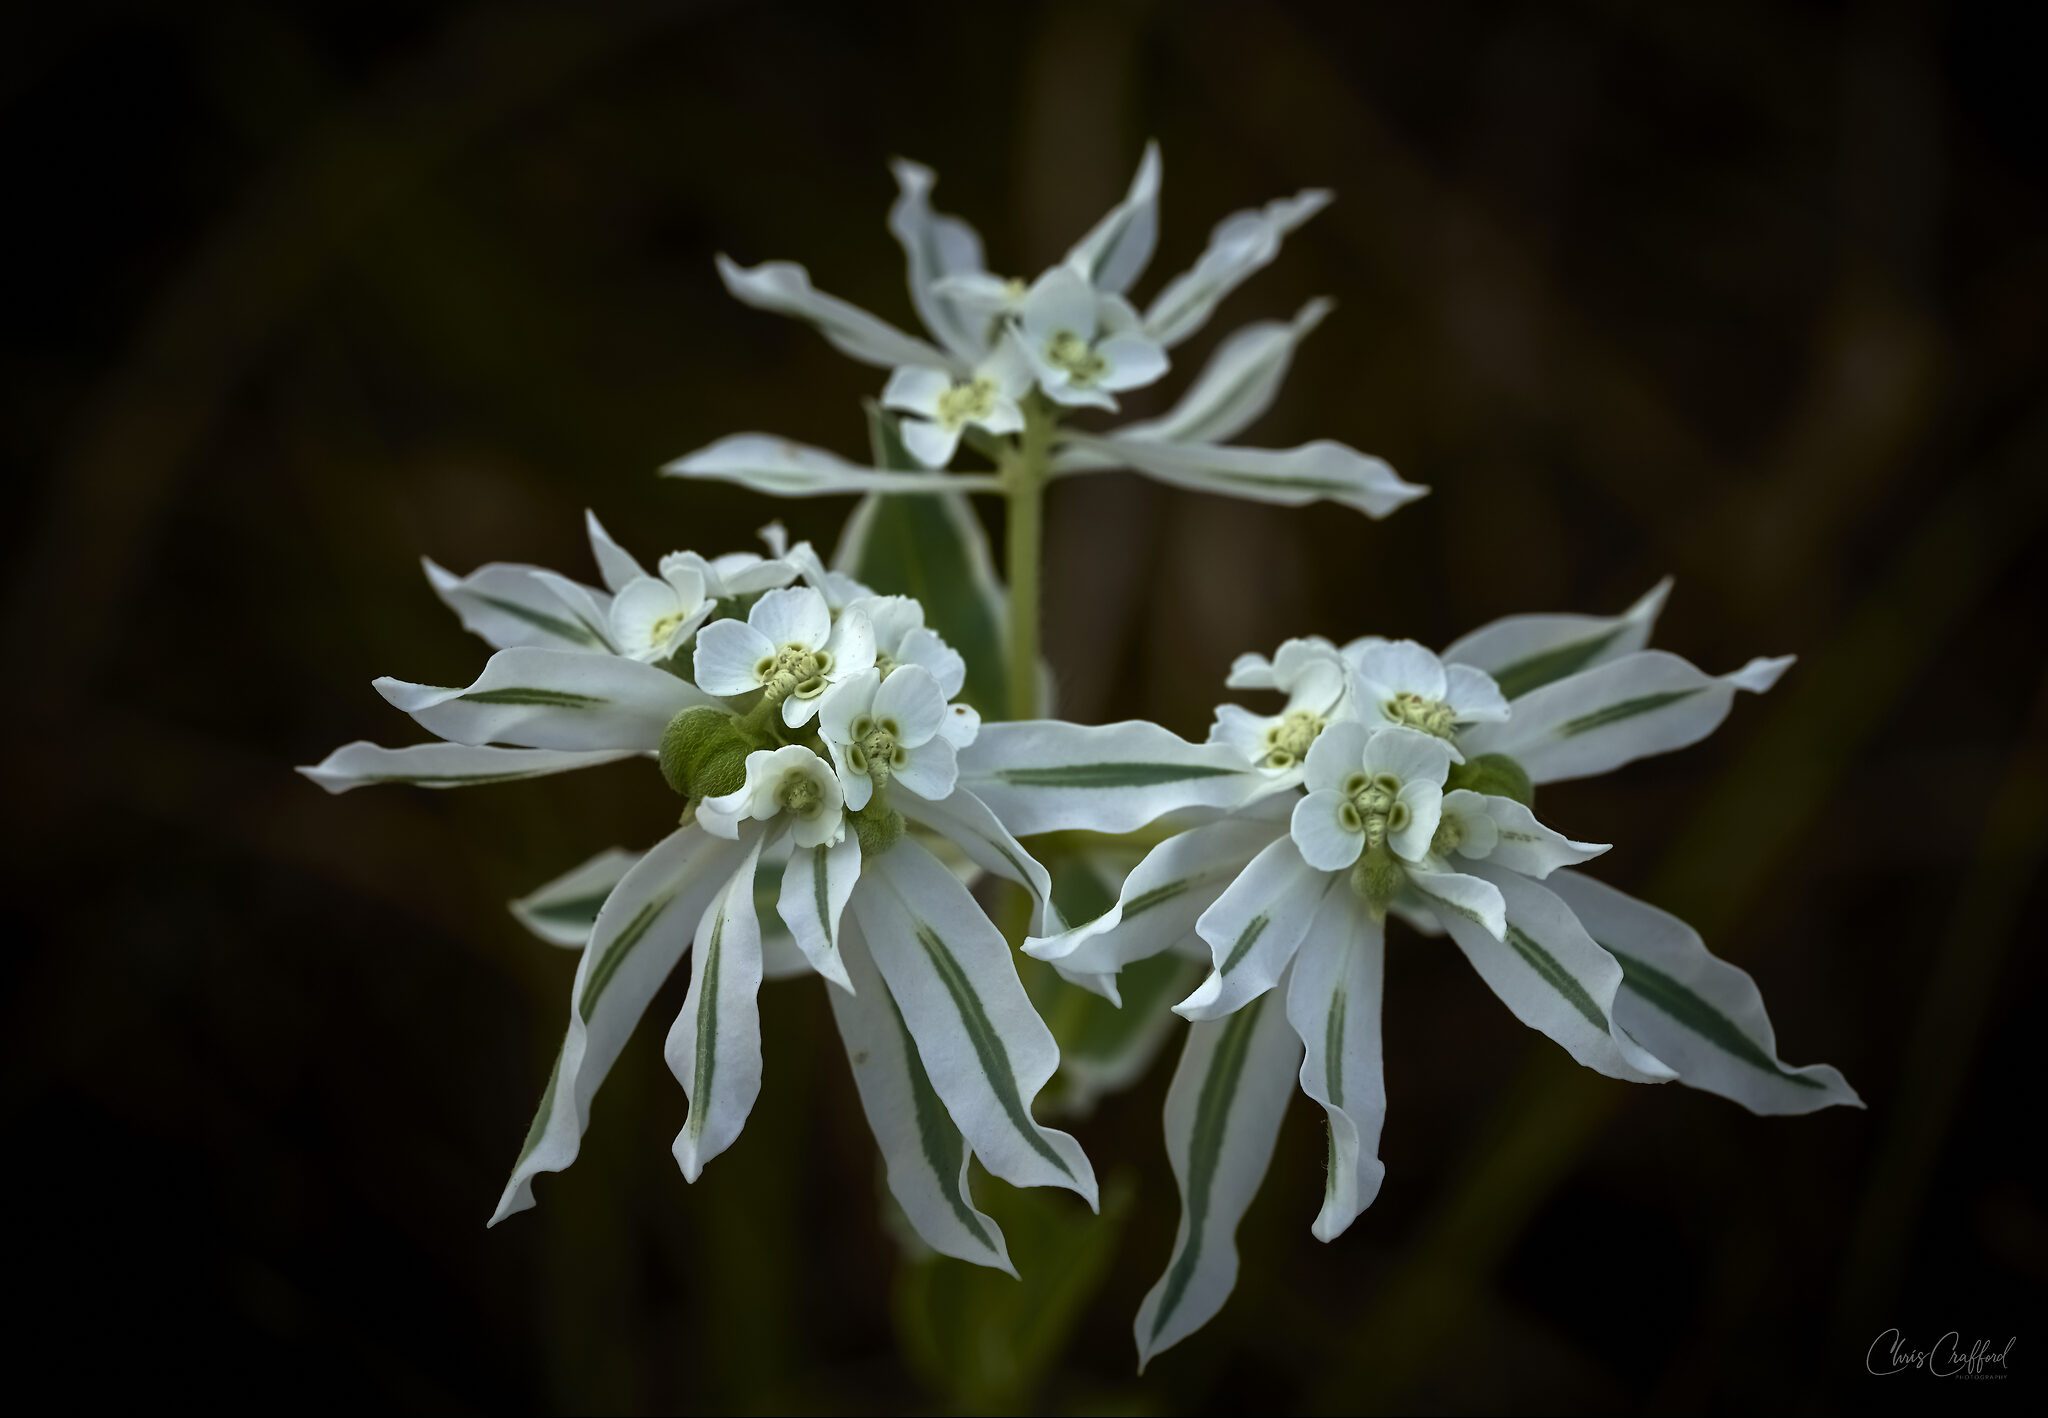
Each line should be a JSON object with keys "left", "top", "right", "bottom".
{"left": 834, "top": 403, "right": 1010, "bottom": 715}
{"left": 893, "top": 1171, "right": 1134, "bottom": 1410}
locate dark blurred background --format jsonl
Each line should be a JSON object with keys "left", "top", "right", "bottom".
{"left": 5, "top": 1, "right": 2044, "bottom": 1412}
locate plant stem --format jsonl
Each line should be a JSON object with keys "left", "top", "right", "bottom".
{"left": 1002, "top": 397, "right": 1054, "bottom": 722}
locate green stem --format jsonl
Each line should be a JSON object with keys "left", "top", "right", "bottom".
{"left": 1003, "top": 397, "right": 1055, "bottom": 722}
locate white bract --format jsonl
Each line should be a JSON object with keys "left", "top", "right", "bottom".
{"left": 666, "top": 142, "right": 1427, "bottom": 521}
{"left": 971, "top": 582, "right": 1858, "bottom": 1368}
{"left": 301, "top": 518, "right": 1099, "bottom": 1272}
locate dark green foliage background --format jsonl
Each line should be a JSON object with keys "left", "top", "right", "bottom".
{"left": 4, "top": 2, "right": 2043, "bottom": 1412}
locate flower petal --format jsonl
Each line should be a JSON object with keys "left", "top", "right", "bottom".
{"left": 958, "top": 720, "right": 1262, "bottom": 837}
{"left": 492, "top": 826, "right": 746, "bottom": 1224}
{"left": 1387, "top": 781, "right": 1442, "bottom": 862}
{"left": 881, "top": 364, "right": 952, "bottom": 416}
{"left": 375, "top": 647, "right": 710, "bottom": 750}
{"left": 826, "top": 914, "right": 1015, "bottom": 1273}
{"left": 666, "top": 837, "right": 769, "bottom": 1181}
{"left": 1179, "top": 836, "right": 1334, "bottom": 1020}
{"left": 583, "top": 510, "right": 647, "bottom": 593}
{"left": 1355, "top": 638, "right": 1448, "bottom": 702}
{"left": 1284, "top": 889, "right": 1387, "bottom": 1242}
{"left": 715, "top": 254, "right": 956, "bottom": 370}
{"left": 1142, "top": 189, "right": 1332, "bottom": 345}
{"left": 1444, "top": 578, "right": 1673, "bottom": 700}
{"left": 1301, "top": 718, "right": 1368, "bottom": 793}
{"left": 889, "top": 735, "right": 958, "bottom": 801}
{"left": 1060, "top": 435, "right": 1427, "bottom": 519}
{"left": 899, "top": 417, "right": 963, "bottom": 469}
{"left": 851, "top": 838, "right": 1098, "bottom": 1204}
{"left": 749, "top": 584, "right": 831, "bottom": 650}
{"left": 1133, "top": 990, "right": 1302, "bottom": 1370}
{"left": 1545, "top": 870, "right": 1861, "bottom": 1114}
{"left": 1095, "top": 332, "right": 1170, "bottom": 392}
{"left": 1291, "top": 789, "right": 1365, "bottom": 871}
{"left": 510, "top": 845, "right": 644, "bottom": 948}
{"left": 692, "top": 618, "right": 775, "bottom": 697}
{"left": 1437, "top": 863, "right": 1675, "bottom": 1083}
{"left": 775, "top": 832, "right": 861, "bottom": 993}
{"left": 1458, "top": 649, "right": 1795, "bottom": 784}
{"left": 873, "top": 662, "right": 947, "bottom": 746}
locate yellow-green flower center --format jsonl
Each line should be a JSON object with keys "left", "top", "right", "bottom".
{"left": 1261, "top": 710, "right": 1325, "bottom": 770}
{"left": 1383, "top": 691, "right": 1456, "bottom": 739}
{"left": 1339, "top": 771, "right": 1409, "bottom": 850}
{"left": 778, "top": 769, "right": 824, "bottom": 817}
{"left": 754, "top": 644, "right": 832, "bottom": 701}
{"left": 934, "top": 377, "right": 999, "bottom": 429}
{"left": 1046, "top": 331, "right": 1107, "bottom": 385}
{"left": 846, "top": 714, "right": 907, "bottom": 782}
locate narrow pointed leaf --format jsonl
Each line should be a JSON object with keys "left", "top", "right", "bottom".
{"left": 1178, "top": 835, "right": 1334, "bottom": 1020}
{"left": 775, "top": 832, "right": 861, "bottom": 992}
{"left": 299, "top": 741, "right": 635, "bottom": 795}
{"left": 958, "top": 720, "right": 1262, "bottom": 837}
{"left": 827, "top": 915, "right": 1014, "bottom": 1273}
{"left": 492, "top": 826, "right": 744, "bottom": 1224}
{"left": 1284, "top": 890, "right": 1387, "bottom": 1243}
{"left": 511, "top": 845, "right": 644, "bottom": 948}
{"left": 1143, "top": 188, "right": 1331, "bottom": 346}
{"left": 888, "top": 159, "right": 993, "bottom": 364}
{"left": 665, "top": 433, "right": 1000, "bottom": 499}
{"left": 666, "top": 836, "right": 768, "bottom": 1181}
{"left": 1444, "top": 578, "right": 1672, "bottom": 700}
{"left": 1439, "top": 863, "right": 1676, "bottom": 1084}
{"left": 1546, "top": 871, "right": 1861, "bottom": 1113}
{"left": 375, "top": 647, "right": 711, "bottom": 750}
{"left": 1065, "top": 142, "right": 1161, "bottom": 295}
{"left": 1134, "top": 991, "right": 1302, "bottom": 1370}
{"left": 1459, "top": 649, "right": 1793, "bottom": 784}
{"left": 851, "top": 838, "right": 1097, "bottom": 1204}
{"left": 716, "top": 254, "right": 956, "bottom": 370}
{"left": 424, "top": 558, "right": 608, "bottom": 650}
{"left": 1061, "top": 434, "right": 1427, "bottom": 520}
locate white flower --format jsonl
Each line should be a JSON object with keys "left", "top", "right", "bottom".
{"left": 698, "top": 744, "right": 845, "bottom": 848}
{"left": 692, "top": 586, "right": 876, "bottom": 726}
{"left": 1012, "top": 267, "right": 1168, "bottom": 411}
{"left": 1346, "top": 638, "right": 1508, "bottom": 756}
{"left": 818, "top": 666, "right": 958, "bottom": 810}
{"left": 1208, "top": 637, "right": 1350, "bottom": 782}
{"left": 881, "top": 342, "right": 1032, "bottom": 468}
{"left": 606, "top": 562, "right": 711, "bottom": 662}
{"left": 844, "top": 593, "right": 979, "bottom": 747}
{"left": 1289, "top": 723, "right": 1447, "bottom": 871}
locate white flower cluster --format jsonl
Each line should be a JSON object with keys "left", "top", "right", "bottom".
{"left": 302, "top": 142, "right": 1859, "bottom": 1374}
{"left": 666, "top": 145, "right": 1425, "bottom": 518}
{"left": 978, "top": 580, "right": 1859, "bottom": 1365}
{"left": 307, "top": 517, "right": 1090, "bottom": 1271}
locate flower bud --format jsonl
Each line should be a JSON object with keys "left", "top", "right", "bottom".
{"left": 850, "top": 801, "right": 903, "bottom": 857}
{"left": 659, "top": 707, "right": 750, "bottom": 798}
{"left": 1446, "top": 752, "right": 1533, "bottom": 807}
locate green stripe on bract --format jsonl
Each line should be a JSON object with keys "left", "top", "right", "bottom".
{"left": 1490, "top": 625, "right": 1624, "bottom": 700}
{"left": 514, "top": 1043, "right": 565, "bottom": 1167}
{"left": 1151, "top": 997, "right": 1265, "bottom": 1344}
{"left": 473, "top": 592, "right": 601, "bottom": 646}
{"left": 1323, "top": 986, "right": 1348, "bottom": 1109}
{"left": 1122, "top": 875, "right": 1198, "bottom": 921}
{"left": 811, "top": 848, "right": 834, "bottom": 949}
{"left": 1219, "top": 914, "right": 1270, "bottom": 974}
{"left": 461, "top": 687, "right": 606, "bottom": 709}
{"left": 1503, "top": 924, "right": 1608, "bottom": 1032}
{"left": 688, "top": 907, "right": 726, "bottom": 1139}
{"left": 996, "top": 762, "right": 1244, "bottom": 790}
{"left": 913, "top": 924, "right": 1072, "bottom": 1179}
{"left": 885, "top": 982, "right": 997, "bottom": 1250}
{"left": 525, "top": 890, "right": 614, "bottom": 929}
{"left": 1607, "top": 945, "right": 1825, "bottom": 1089}
{"left": 1557, "top": 688, "right": 1702, "bottom": 737}
{"left": 1206, "top": 472, "right": 1355, "bottom": 496}
{"left": 578, "top": 890, "right": 674, "bottom": 1020}
{"left": 365, "top": 770, "right": 565, "bottom": 787}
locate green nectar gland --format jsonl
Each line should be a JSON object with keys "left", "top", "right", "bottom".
{"left": 754, "top": 643, "right": 832, "bottom": 704}
{"left": 1046, "top": 330, "right": 1108, "bottom": 386}
{"left": 845, "top": 711, "right": 909, "bottom": 787}
{"left": 1260, "top": 709, "right": 1325, "bottom": 770}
